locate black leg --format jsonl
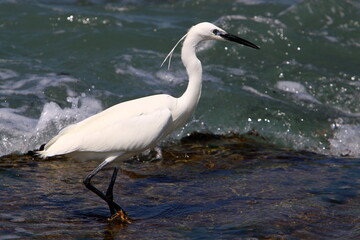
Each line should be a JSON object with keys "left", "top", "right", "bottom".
{"left": 106, "top": 167, "right": 119, "bottom": 200}
{"left": 106, "top": 167, "right": 120, "bottom": 215}
{"left": 83, "top": 162, "right": 124, "bottom": 217}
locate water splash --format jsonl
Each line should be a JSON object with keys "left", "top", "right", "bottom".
{"left": 329, "top": 124, "right": 360, "bottom": 156}
{"left": 0, "top": 96, "right": 102, "bottom": 156}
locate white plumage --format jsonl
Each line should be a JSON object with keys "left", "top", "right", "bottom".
{"left": 40, "top": 95, "right": 175, "bottom": 159}
{"left": 37, "top": 22, "right": 259, "bottom": 222}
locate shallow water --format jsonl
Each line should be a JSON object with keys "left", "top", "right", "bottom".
{"left": 1, "top": 133, "right": 359, "bottom": 239}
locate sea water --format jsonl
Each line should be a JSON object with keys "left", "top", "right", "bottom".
{"left": 0, "top": 0, "right": 360, "bottom": 156}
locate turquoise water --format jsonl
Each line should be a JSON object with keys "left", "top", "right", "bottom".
{"left": 1, "top": 0, "right": 360, "bottom": 156}
{"left": 1, "top": 1, "right": 360, "bottom": 239}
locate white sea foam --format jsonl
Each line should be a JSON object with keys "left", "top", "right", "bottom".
{"left": 156, "top": 69, "right": 186, "bottom": 85}
{"left": 0, "top": 96, "right": 102, "bottom": 156}
{"left": 275, "top": 80, "right": 321, "bottom": 104}
{"left": 329, "top": 124, "right": 360, "bottom": 157}
{"left": 0, "top": 68, "right": 18, "bottom": 80}
{"left": 0, "top": 108, "right": 38, "bottom": 155}
{"left": 242, "top": 85, "right": 277, "bottom": 101}
{"left": 0, "top": 73, "right": 78, "bottom": 96}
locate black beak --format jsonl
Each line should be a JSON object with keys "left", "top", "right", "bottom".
{"left": 221, "top": 33, "right": 260, "bottom": 49}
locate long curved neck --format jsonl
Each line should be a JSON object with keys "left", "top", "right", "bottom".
{"left": 178, "top": 34, "right": 203, "bottom": 113}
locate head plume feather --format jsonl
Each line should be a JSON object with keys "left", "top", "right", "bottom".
{"left": 161, "top": 33, "right": 188, "bottom": 70}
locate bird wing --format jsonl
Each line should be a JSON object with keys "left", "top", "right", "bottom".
{"left": 42, "top": 107, "right": 173, "bottom": 157}
{"left": 77, "top": 108, "right": 173, "bottom": 152}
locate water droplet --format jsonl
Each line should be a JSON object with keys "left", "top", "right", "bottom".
{"left": 67, "top": 15, "right": 74, "bottom": 22}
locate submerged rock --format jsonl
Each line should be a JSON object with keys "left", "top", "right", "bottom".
{"left": 0, "top": 132, "right": 358, "bottom": 240}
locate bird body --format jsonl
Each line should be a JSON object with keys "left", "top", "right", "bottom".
{"left": 40, "top": 93, "right": 193, "bottom": 160}
{"left": 37, "top": 22, "right": 259, "bottom": 222}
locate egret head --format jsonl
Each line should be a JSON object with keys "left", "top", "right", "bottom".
{"left": 189, "top": 22, "right": 260, "bottom": 49}
{"left": 161, "top": 22, "right": 259, "bottom": 69}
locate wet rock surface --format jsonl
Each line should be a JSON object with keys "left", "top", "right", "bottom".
{"left": 1, "top": 133, "right": 359, "bottom": 239}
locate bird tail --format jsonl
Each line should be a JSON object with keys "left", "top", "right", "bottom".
{"left": 27, "top": 143, "right": 47, "bottom": 158}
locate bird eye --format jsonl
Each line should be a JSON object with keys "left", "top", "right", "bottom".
{"left": 213, "top": 29, "right": 220, "bottom": 35}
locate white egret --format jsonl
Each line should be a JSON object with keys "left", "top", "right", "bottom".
{"left": 37, "top": 22, "right": 260, "bottom": 222}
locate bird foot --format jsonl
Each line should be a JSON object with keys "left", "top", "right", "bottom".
{"left": 108, "top": 210, "right": 132, "bottom": 224}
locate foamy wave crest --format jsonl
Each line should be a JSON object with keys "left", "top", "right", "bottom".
{"left": 0, "top": 96, "right": 102, "bottom": 156}
{"left": 275, "top": 80, "right": 321, "bottom": 104}
{"left": 329, "top": 124, "right": 360, "bottom": 157}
